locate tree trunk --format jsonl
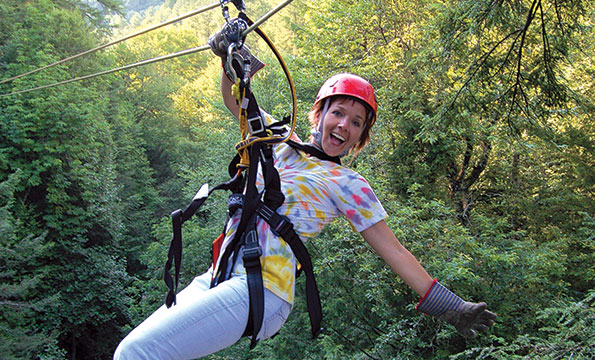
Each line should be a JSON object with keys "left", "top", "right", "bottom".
{"left": 71, "top": 333, "right": 76, "bottom": 360}
{"left": 448, "top": 137, "right": 492, "bottom": 223}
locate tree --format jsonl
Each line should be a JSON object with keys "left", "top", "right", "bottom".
{"left": 0, "top": 171, "right": 66, "bottom": 359}
{"left": 0, "top": 1, "right": 137, "bottom": 358}
{"left": 2, "top": 0, "right": 592, "bottom": 358}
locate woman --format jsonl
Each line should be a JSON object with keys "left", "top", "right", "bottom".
{"left": 114, "top": 43, "right": 496, "bottom": 360}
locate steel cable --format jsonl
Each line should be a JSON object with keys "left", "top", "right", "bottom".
{"left": 0, "top": 45, "right": 210, "bottom": 97}
{"left": 0, "top": 0, "right": 294, "bottom": 98}
{"left": 0, "top": 1, "right": 219, "bottom": 86}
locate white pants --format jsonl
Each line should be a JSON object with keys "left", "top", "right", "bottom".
{"left": 114, "top": 271, "right": 291, "bottom": 359}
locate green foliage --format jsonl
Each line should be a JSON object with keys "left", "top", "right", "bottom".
{"left": 0, "top": 171, "right": 64, "bottom": 359}
{"left": 0, "top": 0, "right": 593, "bottom": 358}
{"left": 453, "top": 290, "right": 595, "bottom": 359}
{"left": 0, "top": 1, "right": 163, "bottom": 358}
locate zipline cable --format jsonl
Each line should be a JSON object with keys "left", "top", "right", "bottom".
{"left": 0, "top": 45, "right": 209, "bottom": 97}
{"left": 242, "top": 0, "right": 292, "bottom": 36}
{"left": 0, "top": 0, "right": 294, "bottom": 98}
{"left": 0, "top": 1, "right": 220, "bottom": 86}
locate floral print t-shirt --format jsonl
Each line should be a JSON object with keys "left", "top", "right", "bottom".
{"left": 212, "top": 112, "right": 387, "bottom": 305}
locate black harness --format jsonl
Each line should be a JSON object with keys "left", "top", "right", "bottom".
{"left": 163, "top": 12, "right": 338, "bottom": 347}
{"left": 163, "top": 135, "right": 336, "bottom": 347}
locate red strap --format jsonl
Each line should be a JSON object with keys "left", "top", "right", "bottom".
{"left": 211, "top": 233, "right": 225, "bottom": 274}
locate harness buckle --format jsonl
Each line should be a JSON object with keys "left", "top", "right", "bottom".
{"left": 247, "top": 115, "right": 265, "bottom": 135}
{"left": 270, "top": 214, "right": 293, "bottom": 237}
{"left": 242, "top": 230, "right": 262, "bottom": 268}
{"left": 228, "top": 193, "right": 244, "bottom": 215}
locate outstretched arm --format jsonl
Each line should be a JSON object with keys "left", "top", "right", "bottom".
{"left": 361, "top": 219, "right": 497, "bottom": 338}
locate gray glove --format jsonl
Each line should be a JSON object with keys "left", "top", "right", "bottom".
{"left": 208, "top": 29, "right": 265, "bottom": 77}
{"left": 417, "top": 280, "right": 497, "bottom": 338}
{"left": 439, "top": 301, "right": 497, "bottom": 338}
{"left": 208, "top": 29, "right": 229, "bottom": 58}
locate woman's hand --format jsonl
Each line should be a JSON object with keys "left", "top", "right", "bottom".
{"left": 439, "top": 301, "right": 497, "bottom": 338}
{"left": 209, "top": 28, "right": 264, "bottom": 120}
{"left": 416, "top": 280, "right": 497, "bottom": 338}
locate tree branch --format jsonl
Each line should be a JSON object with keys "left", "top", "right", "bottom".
{"left": 450, "top": 30, "right": 520, "bottom": 108}
{"left": 552, "top": 0, "right": 566, "bottom": 37}
{"left": 458, "top": 137, "right": 474, "bottom": 187}
{"left": 463, "top": 139, "right": 492, "bottom": 191}
{"left": 508, "top": 0, "right": 540, "bottom": 123}
{"left": 329, "top": 326, "right": 382, "bottom": 360}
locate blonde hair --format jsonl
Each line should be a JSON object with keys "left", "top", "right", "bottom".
{"left": 308, "top": 95, "right": 372, "bottom": 157}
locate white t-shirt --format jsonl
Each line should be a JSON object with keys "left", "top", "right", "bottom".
{"left": 212, "top": 112, "right": 387, "bottom": 304}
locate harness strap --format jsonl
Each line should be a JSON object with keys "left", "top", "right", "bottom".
{"left": 242, "top": 215, "right": 264, "bottom": 348}
{"left": 260, "top": 145, "right": 284, "bottom": 209}
{"left": 164, "top": 173, "right": 243, "bottom": 307}
{"left": 213, "top": 143, "right": 261, "bottom": 284}
{"left": 255, "top": 201, "right": 323, "bottom": 339}
{"left": 164, "top": 209, "right": 183, "bottom": 307}
{"left": 286, "top": 139, "right": 341, "bottom": 165}
{"left": 236, "top": 143, "right": 286, "bottom": 345}
{"left": 242, "top": 143, "right": 283, "bottom": 346}
{"left": 164, "top": 184, "right": 210, "bottom": 307}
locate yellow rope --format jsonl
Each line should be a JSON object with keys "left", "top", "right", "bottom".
{"left": 229, "top": 16, "right": 299, "bottom": 169}
{"left": 232, "top": 78, "right": 242, "bottom": 103}
{"left": 233, "top": 83, "right": 251, "bottom": 169}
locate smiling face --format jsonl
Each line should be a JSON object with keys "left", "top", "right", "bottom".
{"left": 318, "top": 98, "right": 367, "bottom": 157}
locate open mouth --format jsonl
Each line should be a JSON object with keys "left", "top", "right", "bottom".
{"left": 330, "top": 132, "right": 345, "bottom": 144}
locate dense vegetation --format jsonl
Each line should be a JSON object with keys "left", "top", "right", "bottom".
{"left": 0, "top": 0, "right": 593, "bottom": 359}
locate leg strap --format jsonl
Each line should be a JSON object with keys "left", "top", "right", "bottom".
{"left": 242, "top": 216, "right": 264, "bottom": 348}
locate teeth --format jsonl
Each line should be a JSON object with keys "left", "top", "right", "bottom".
{"left": 332, "top": 132, "right": 345, "bottom": 142}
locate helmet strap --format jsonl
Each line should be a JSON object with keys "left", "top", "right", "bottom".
{"left": 312, "top": 98, "right": 330, "bottom": 147}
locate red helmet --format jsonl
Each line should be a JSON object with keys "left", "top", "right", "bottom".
{"left": 314, "top": 73, "right": 377, "bottom": 126}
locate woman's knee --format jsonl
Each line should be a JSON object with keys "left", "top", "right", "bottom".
{"left": 113, "top": 331, "right": 152, "bottom": 359}
{"left": 258, "top": 291, "right": 292, "bottom": 340}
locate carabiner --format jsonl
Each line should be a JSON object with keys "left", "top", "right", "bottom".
{"left": 226, "top": 43, "right": 244, "bottom": 82}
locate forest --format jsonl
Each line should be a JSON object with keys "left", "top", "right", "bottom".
{"left": 0, "top": 0, "right": 593, "bottom": 359}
